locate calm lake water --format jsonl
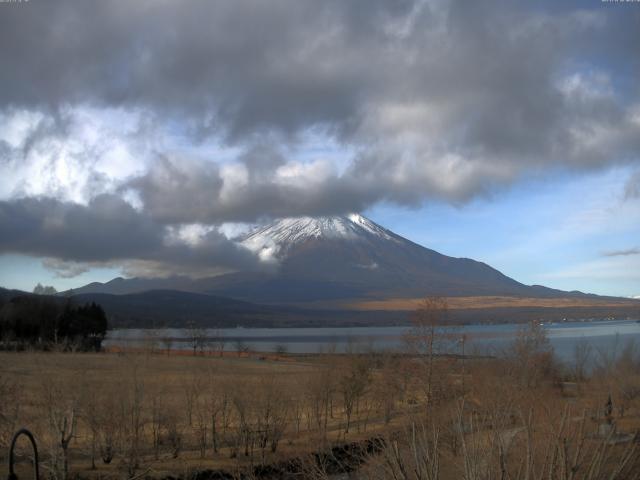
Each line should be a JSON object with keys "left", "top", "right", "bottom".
{"left": 105, "top": 319, "right": 640, "bottom": 365}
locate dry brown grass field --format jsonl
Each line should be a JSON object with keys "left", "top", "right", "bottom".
{"left": 1, "top": 350, "right": 417, "bottom": 479}
{"left": 2, "top": 320, "right": 640, "bottom": 480}
{"left": 350, "top": 296, "right": 639, "bottom": 311}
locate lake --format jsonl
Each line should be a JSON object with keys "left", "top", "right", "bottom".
{"left": 105, "top": 319, "right": 640, "bottom": 365}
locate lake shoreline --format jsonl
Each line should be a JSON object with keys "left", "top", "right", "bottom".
{"left": 104, "top": 319, "right": 640, "bottom": 364}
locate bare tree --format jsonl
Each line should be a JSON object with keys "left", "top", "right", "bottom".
{"left": 594, "top": 333, "right": 621, "bottom": 377}
{"left": 379, "top": 422, "right": 440, "bottom": 480}
{"left": 0, "top": 374, "right": 20, "bottom": 461}
{"left": 373, "top": 354, "right": 404, "bottom": 425}
{"left": 306, "top": 365, "right": 334, "bottom": 442}
{"left": 148, "top": 387, "right": 167, "bottom": 460}
{"left": 161, "top": 335, "right": 173, "bottom": 356}
{"left": 98, "top": 391, "right": 120, "bottom": 465}
{"left": 164, "top": 410, "right": 183, "bottom": 459}
{"left": 612, "top": 340, "right": 640, "bottom": 417}
{"left": 234, "top": 339, "right": 249, "bottom": 357}
{"left": 406, "top": 296, "right": 449, "bottom": 406}
{"left": 212, "top": 329, "right": 226, "bottom": 357}
{"left": 120, "top": 359, "right": 145, "bottom": 477}
{"left": 338, "top": 354, "right": 372, "bottom": 434}
{"left": 42, "top": 376, "right": 77, "bottom": 480}
{"left": 194, "top": 395, "right": 209, "bottom": 458}
{"left": 187, "top": 322, "right": 207, "bottom": 356}
{"left": 573, "top": 338, "right": 592, "bottom": 383}
{"left": 229, "top": 382, "right": 252, "bottom": 458}
{"left": 144, "top": 329, "right": 160, "bottom": 354}
{"left": 182, "top": 371, "right": 204, "bottom": 426}
{"left": 206, "top": 372, "right": 230, "bottom": 454}
{"left": 249, "top": 377, "right": 289, "bottom": 462}
{"left": 508, "top": 320, "right": 555, "bottom": 388}
{"left": 79, "top": 380, "right": 102, "bottom": 470}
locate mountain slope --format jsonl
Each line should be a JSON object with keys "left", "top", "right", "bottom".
{"left": 232, "top": 214, "right": 571, "bottom": 302}
{"left": 68, "top": 289, "right": 411, "bottom": 328}
{"left": 6, "top": 286, "right": 636, "bottom": 329}
{"left": 67, "top": 290, "right": 640, "bottom": 328}
{"left": 70, "top": 214, "right": 591, "bottom": 303}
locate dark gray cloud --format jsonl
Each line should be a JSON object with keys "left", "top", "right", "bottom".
{"left": 0, "top": 0, "right": 410, "bottom": 139}
{"left": 2, "top": 0, "right": 638, "bottom": 151}
{"left": 126, "top": 155, "right": 225, "bottom": 224}
{"left": 0, "top": 195, "right": 264, "bottom": 274}
{"left": 0, "top": 195, "right": 157, "bottom": 261}
{"left": 126, "top": 152, "right": 378, "bottom": 223}
{"left": 603, "top": 247, "right": 640, "bottom": 258}
{"left": 2, "top": 0, "right": 632, "bottom": 217}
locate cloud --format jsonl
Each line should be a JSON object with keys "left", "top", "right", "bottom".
{"left": 0, "top": 105, "right": 153, "bottom": 203}
{"left": 542, "top": 255, "right": 640, "bottom": 282}
{"left": 602, "top": 247, "right": 640, "bottom": 257}
{"left": 0, "top": 1, "right": 638, "bottom": 216}
{"left": 125, "top": 152, "right": 380, "bottom": 223}
{"left": 0, "top": 195, "right": 265, "bottom": 276}
{"left": 626, "top": 170, "right": 640, "bottom": 200}
{"left": 1, "top": 0, "right": 640, "bottom": 276}
{"left": 42, "top": 258, "right": 91, "bottom": 278}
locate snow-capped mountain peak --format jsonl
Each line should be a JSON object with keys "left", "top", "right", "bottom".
{"left": 240, "top": 214, "right": 395, "bottom": 260}
{"left": 70, "top": 211, "right": 583, "bottom": 303}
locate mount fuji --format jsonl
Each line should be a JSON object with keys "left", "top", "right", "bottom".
{"left": 71, "top": 214, "right": 582, "bottom": 303}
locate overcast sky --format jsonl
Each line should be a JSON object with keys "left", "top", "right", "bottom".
{"left": 1, "top": 0, "right": 639, "bottom": 297}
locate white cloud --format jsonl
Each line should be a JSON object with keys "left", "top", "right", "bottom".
{"left": 541, "top": 256, "right": 640, "bottom": 282}
{"left": 42, "top": 258, "right": 91, "bottom": 279}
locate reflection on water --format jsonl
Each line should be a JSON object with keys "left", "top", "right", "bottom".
{"left": 105, "top": 319, "right": 640, "bottom": 365}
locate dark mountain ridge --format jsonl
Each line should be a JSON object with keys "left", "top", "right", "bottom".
{"left": 2, "top": 286, "right": 637, "bottom": 329}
